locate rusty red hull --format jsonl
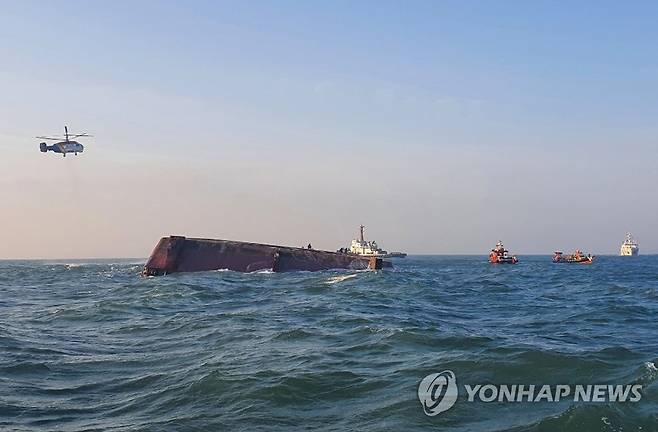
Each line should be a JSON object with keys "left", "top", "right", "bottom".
{"left": 142, "top": 236, "right": 390, "bottom": 275}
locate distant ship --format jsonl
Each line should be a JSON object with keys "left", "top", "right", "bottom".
{"left": 339, "top": 225, "right": 407, "bottom": 258}
{"left": 620, "top": 233, "right": 639, "bottom": 256}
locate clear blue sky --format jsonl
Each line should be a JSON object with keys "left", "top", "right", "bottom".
{"left": 1, "top": 1, "right": 656, "bottom": 258}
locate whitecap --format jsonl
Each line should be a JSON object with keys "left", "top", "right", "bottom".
{"left": 325, "top": 274, "right": 358, "bottom": 284}
{"left": 255, "top": 269, "right": 274, "bottom": 274}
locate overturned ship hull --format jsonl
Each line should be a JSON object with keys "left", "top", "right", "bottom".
{"left": 143, "top": 236, "right": 390, "bottom": 276}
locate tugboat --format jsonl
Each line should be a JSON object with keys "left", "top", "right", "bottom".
{"left": 340, "top": 225, "right": 407, "bottom": 258}
{"left": 488, "top": 241, "right": 518, "bottom": 264}
{"left": 620, "top": 233, "right": 639, "bottom": 256}
{"left": 553, "top": 250, "right": 594, "bottom": 264}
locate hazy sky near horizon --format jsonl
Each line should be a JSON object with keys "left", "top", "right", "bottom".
{"left": 1, "top": 0, "right": 657, "bottom": 258}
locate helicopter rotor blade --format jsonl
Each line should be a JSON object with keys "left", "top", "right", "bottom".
{"left": 37, "top": 127, "right": 92, "bottom": 141}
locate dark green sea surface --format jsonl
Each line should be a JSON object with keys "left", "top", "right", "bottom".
{"left": 1, "top": 256, "right": 656, "bottom": 431}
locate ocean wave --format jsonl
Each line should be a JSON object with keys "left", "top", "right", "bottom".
{"left": 325, "top": 274, "right": 358, "bottom": 284}
{"left": 1, "top": 257, "right": 657, "bottom": 431}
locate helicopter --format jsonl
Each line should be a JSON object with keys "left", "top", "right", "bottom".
{"left": 37, "top": 126, "right": 92, "bottom": 157}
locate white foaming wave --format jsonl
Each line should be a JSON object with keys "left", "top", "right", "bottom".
{"left": 325, "top": 274, "right": 358, "bottom": 284}
{"left": 255, "top": 269, "right": 274, "bottom": 274}
{"left": 48, "top": 263, "right": 85, "bottom": 269}
{"left": 636, "top": 361, "right": 658, "bottom": 384}
{"left": 644, "top": 361, "right": 657, "bottom": 381}
{"left": 365, "top": 325, "right": 403, "bottom": 336}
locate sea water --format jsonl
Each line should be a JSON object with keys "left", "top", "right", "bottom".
{"left": 1, "top": 256, "right": 656, "bottom": 431}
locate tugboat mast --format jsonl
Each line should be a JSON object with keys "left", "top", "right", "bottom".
{"left": 360, "top": 225, "right": 365, "bottom": 242}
